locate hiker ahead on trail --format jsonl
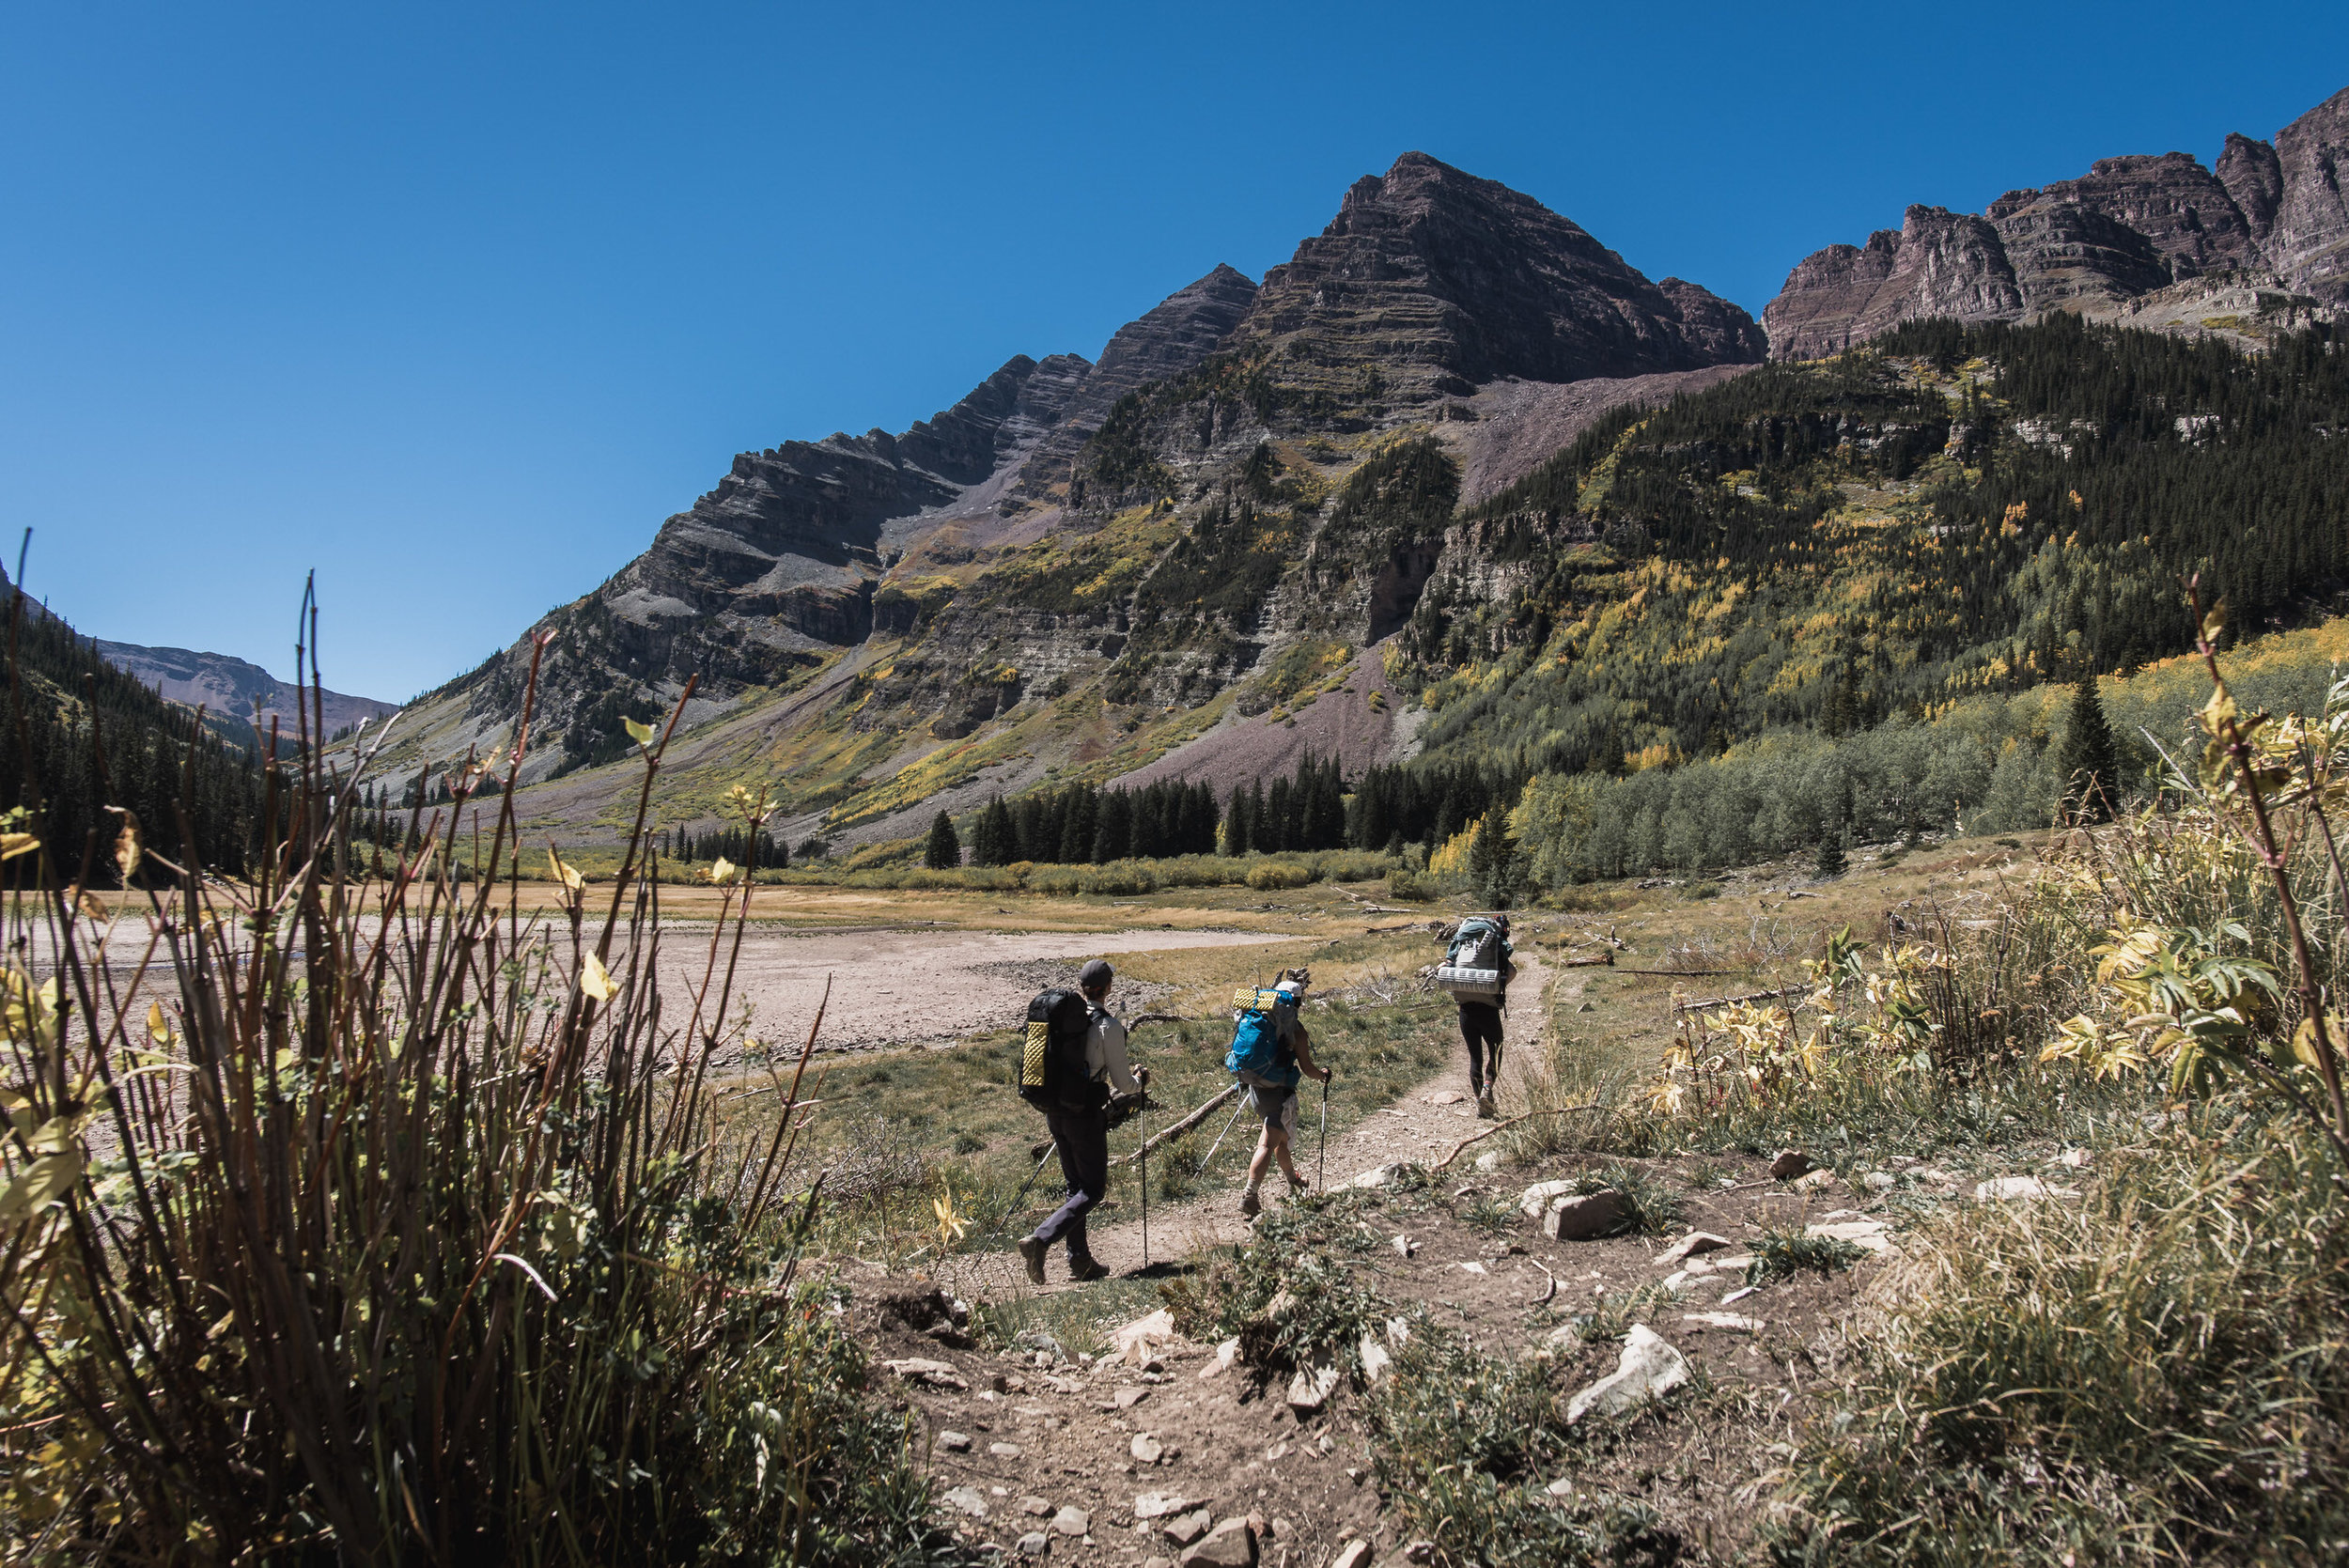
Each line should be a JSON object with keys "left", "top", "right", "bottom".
{"left": 1225, "top": 970, "right": 1330, "bottom": 1219}
{"left": 1434, "top": 914, "right": 1516, "bottom": 1119}
{"left": 1017, "top": 958, "right": 1145, "bottom": 1284}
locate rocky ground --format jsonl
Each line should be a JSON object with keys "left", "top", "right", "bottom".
{"left": 826, "top": 939, "right": 2103, "bottom": 1566}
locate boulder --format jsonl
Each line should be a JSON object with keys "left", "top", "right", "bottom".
{"left": 941, "top": 1485, "right": 989, "bottom": 1519}
{"left": 1051, "top": 1506, "right": 1090, "bottom": 1538}
{"left": 1359, "top": 1335, "right": 1392, "bottom": 1385}
{"left": 1565, "top": 1325, "right": 1690, "bottom": 1424}
{"left": 1768, "top": 1149, "right": 1814, "bottom": 1180}
{"left": 1017, "top": 1530, "right": 1050, "bottom": 1558}
{"left": 1131, "top": 1433, "right": 1164, "bottom": 1464}
{"left": 1518, "top": 1178, "right": 1580, "bottom": 1219}
{"left": 1474, "top": 1150, "right": 1505, "bottom": 1172}
{"left": 882, "top": 1357, "right": 968, "bottom": 1389}
{"left": 1543, "top": 1190, "right": 1629, "bottom": 1241}
{"left": 1162, "top": 1508, "right": 1214, "bottom": 1546}
{"left": 937, "top": 1430, "right": 972, "bottom": 1452}
{"left": 1180, "top": 1517, "right": 1258, "bottom": 1568}
{"left": 1330, "top": 1544, "right": 1373, "bottom": 1568}
{"left": 1805, "top": 1219, "right": 1894, "bottom": 1253}
{"left": 1974, "top": 1175, "right": 2077, "bottom": 1203}
{"left": 1654, "top": 1231, "right": 1733, "bottom": 1267}
{"left": 1134, "top": 1493, "right": 1208, "bottom": 1520}
{"left": 1020, "top": 1497, "right": 1053, "bottom": 1516}
{"left": 1112, "top": 1309, "right": 1181, "bottom": 1366}
{"left": 1286, "top": 1365, "right": 1342, "bottom": 1413}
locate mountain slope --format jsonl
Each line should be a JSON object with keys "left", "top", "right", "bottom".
{"left": 1764, "top": 85, "right": 2349, "bottom": 358}
{"left": 96, "top": 639, "right": 397, "bottom": 738}
{"left": 365, "top": 152, "right": 1764, "bottom": 843}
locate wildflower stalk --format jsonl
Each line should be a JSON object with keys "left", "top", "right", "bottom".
{"left": 2189, "top": 578, "right": 2349, "bottom": 1169}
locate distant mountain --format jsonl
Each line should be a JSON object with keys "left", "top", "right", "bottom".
{"left": 95, "top": 640, "right": 397, "bottom": 739}
{"left": 1763, "top": 86, "right": 2349, "bottom": 358}
{"left": 354, "top": 88, "right": 2349, "bottom": 857}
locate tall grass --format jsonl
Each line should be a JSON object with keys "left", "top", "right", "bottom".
{"left": 1766, "top": 1110, "right": 2348, "bottom": 1564}
{"left": 0, "top": 615, "right": 939, "bottom": 1565}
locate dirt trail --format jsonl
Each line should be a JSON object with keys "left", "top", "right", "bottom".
{"left": 945, "top": 953, "right": 1556, "bottom": 1295}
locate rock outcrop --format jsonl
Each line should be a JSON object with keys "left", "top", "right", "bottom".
{"left": 1013, "top": 264, "right": 1260, "bottom": 502}
{"left": 1765, "top": 82, "right": 2349, "bottom": 357}
{"left": 1235, "top": 152, "right": 1762, "bottom": 402}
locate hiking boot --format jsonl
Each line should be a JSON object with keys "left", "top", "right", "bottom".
{"left": 1238, "top": 1187, "right": 1263, "bottom": 1218}
{"left": 1476, "top": 1091, "right": 1499, "bottom": 1120}
{"left": 1016, "top": 1234, "right": 1047, "bottom": 1285}
{"left": 1068, "top": 1256, "right": 1110, "bottom": 1283}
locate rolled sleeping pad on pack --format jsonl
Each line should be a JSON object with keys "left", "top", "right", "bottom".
{"left": 1433, "top": 965, "right": 1504, "bottom": 1000}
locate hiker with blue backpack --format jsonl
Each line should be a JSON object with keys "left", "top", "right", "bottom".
{"left": 1015, "top": 959, "right": 1146, "bottom": 1284}
{"left": 1226, "top": 970, "right": 1331, "bottom": 1219}
{"left": 1434, "top": 914, "right": 1516, "bottom": 1119}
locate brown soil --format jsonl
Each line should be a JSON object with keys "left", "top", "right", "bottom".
{"left": 844, "top": 952, "right": 1903, "bottom": 1563}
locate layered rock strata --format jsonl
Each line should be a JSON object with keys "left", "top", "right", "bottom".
{"left": 1765, "top": 84, "right": 2349, "bottom": 358}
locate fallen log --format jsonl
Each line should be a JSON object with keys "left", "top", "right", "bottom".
{"left": 1113, "top": 1082, "right": 1241, "bottom": 1166}
{"left": 1670, "top": 984, "right": 1811, "bottom": 1014}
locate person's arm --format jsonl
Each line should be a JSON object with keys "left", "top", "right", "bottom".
{"left": 1290, "top": 1024, "right": 1330, "bottom": 1083}
{"left": 1094, "top": 1013, "right": 1141, "bottom": 1096}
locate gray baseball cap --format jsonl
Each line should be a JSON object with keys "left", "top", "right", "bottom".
{"left": 1079, "top": 959, "right": 1114, "bottom": 989}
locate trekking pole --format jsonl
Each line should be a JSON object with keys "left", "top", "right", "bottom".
{"left": 1200, "top": 1098, "right": 1247, "bottom": 1171}
{"left": 1317, "top": 1073, "right": 1330, "bottom": 1192}
{"left": 979, "top": 1143, "right": 1060, "bottom": 1252}
{"left": 1138, "top": 1093, "right": 1150, "bottom": 1268}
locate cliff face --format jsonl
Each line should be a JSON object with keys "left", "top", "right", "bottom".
{"left": 1765, "top": 83, "right": 2349, "bottom": 357}
{"left": 1234, "top": 152, "right": 1762, "bottom": 402}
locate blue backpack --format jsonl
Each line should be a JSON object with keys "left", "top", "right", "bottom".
{"left": 1225, "top": 986, "right": 1301, "bottom": 1087}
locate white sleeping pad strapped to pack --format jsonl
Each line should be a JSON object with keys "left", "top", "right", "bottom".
{"left": 1433, "top": 964, "right": 1504, "bottom": 999}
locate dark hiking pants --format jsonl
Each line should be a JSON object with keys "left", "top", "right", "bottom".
{"left": 1033, "top": 1104, "right": 1109, "bottom": 1263}
{"left": 1459, "top": 1002, "right": 1504, "bottom": 1093}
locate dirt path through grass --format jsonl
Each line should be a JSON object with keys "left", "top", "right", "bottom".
{"left": 942, "top": 952, "right": 1556, "bottom": 1296}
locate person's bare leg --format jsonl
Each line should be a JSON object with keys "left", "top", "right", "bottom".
{"left": 1242, "top": 1126, "right": 1274, "bottom": 1216}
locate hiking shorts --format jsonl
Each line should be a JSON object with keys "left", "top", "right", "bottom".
{"left": 1245, "top": 1080, "right": 1299, "bottom": 1134}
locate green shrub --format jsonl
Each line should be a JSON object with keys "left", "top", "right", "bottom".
{"left": 1744, "top": 1226, "right": 1866, "bottom": 1283}
{"left": 1766, "top": 1112, "right": 2349, "bottom": 1565}
{"left": 1386, "top": 867, "right": 1437, "bottom": 902}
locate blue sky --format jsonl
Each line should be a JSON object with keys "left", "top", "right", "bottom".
{"left": 7, "top": 2, "right": 2345, "bottom": 700}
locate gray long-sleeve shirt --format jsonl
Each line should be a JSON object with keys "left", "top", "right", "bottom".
{"left": 1086, "top": 1008, "right": 1141, "bottom": 1096}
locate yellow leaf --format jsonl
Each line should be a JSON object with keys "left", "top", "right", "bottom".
{"left": 547, "top": 848, "right": 585, "bottom": 892}
{"left": 114, "top": 811, "right": 143, "bottom": 882}
{"left": 2290, "top": 1014, "right": 2343, "bottom": 1069}
{"left": 708, "top": 857, "right": 739, "bottom": 886}
{"left": 147, "top": 1001, "right": 171, "bottom": 1045}
{"left": 0, "top": 831, "right": 37, "bottom": 862}
{"left": 580, "top": 952, "right": 616, "bottom": 1002}
{"left": 0, "top": 1149, "right": 84, "bottom": 1224}
{"left": 623, "top": 716, "right": 656, "bottom": 748}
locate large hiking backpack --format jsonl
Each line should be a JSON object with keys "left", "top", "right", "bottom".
{"left": 1435, "top": 918, "right": 1506, "bottom": 1001}
{"left": 1019, "top": 989, "right": 1107, "bottom": 1111}
{"left": 1224, "top": 986, "right": 1302, "bottom": 1088}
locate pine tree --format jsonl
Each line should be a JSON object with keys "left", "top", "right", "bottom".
{"left": 1467, "top": 808, "right": 1522, "bottom": 910}
{"left": 1813, "top": 827, "right": 1848, "bottom": 879}
{"left": 2056, "top": 673, "right": 2119, "bottom": 824}
{"left": 924, "top": 810, "right": 961, "bottom": 870}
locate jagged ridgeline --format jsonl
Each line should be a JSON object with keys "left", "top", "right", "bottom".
{"left": 1397, "top": 314, "right": 2349, "bottom": 880}
{"left": 0, "top": 582, "right": 270, "bottom": 878}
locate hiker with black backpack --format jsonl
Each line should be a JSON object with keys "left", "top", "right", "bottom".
{"left": 1016, "top": 959, "right": 1145, "bottom": 1284}
{"left": 1226, "top": 970, "right": 1330, "bottom": 1219}
{"left": 1433, "top": 914, "right": 1516, "bottom": 1119}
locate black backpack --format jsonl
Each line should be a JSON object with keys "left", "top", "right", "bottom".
{"left": 1019, "top": 989, "right": 1107, "bottom": 1112}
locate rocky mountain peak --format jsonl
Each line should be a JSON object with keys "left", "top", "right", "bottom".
{"left": 1765, "top": 80, "right": 2349, "bottom": 358}
{"left": 1013, "top": 265, "right": 1260, "bottom": 502}
{"left": 1237, "top": 150, "right": 1762, "bottom": 400}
